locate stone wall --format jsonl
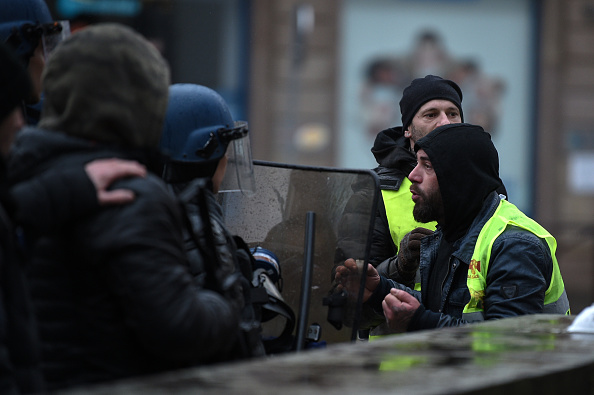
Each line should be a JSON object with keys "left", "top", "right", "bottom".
{"left": 60, "top": 314, "right": 594, "bottom": 395}
{"left": 537, "top": 0, "right": 594, "bottom": 314}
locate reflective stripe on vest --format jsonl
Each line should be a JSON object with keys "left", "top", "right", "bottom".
{"left": 463, "top": 199, "right": 569, "bottom": 322}
{"left": 382, "top": 178, "right": 436, "bottom": 292}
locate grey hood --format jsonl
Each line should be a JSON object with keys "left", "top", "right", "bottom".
{"left": 39, "top": 23, "right": 170, "bottom": 149}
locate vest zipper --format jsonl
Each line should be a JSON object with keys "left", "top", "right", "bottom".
{"left": 439, "top": 258, "right": 457, "bottom": 313}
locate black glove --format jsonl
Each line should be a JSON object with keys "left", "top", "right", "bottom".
{"left": 397, "top": 227, "right": 434, "bottom": 280}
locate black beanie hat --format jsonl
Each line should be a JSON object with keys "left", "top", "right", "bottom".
{"left": 400, "top": 75, "right": 463, "bottom": 131}
{"left": 0, "top": 42, "right": 31, "bottom": 121}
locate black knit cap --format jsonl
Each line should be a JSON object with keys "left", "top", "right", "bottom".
{"left": 0, "top": 42, "right": 31, "bottom": 121}
{"left": 399, "top": 75, "right": 463, "bottom": 130}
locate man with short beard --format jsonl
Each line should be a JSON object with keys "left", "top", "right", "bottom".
{"left": 338, "top": 123, "right": 570, "bottom": 332}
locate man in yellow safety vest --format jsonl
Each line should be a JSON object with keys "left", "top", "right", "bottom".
{"left": 339, "top": 123, "right": 570, "bottom": 332}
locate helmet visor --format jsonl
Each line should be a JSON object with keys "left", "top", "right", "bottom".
{"left": 41, "top": 20, "right": 70, "bottom": 59}
{"left": 219, "top": 121, "right": 255, "bottom": 195}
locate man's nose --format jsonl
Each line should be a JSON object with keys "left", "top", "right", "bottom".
{"left": 436, "top": 112, "right": 450, "bottom": 127}
{"left": 408, "top": 165, "right": 420, "bottom": 183}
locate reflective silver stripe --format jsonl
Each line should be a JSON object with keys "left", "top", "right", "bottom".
{"left": 543, "top": 288, "right": 571, "bottom": 315}
{"left": 462, "top": 288, "right": 570, "bottom": 322}
{"left": 462, "top": 311, "right": 485, "bottom": 322}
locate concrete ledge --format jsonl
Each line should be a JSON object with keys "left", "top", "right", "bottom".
{"left": 61, "top": 314, "right": 594, "bottom": 394}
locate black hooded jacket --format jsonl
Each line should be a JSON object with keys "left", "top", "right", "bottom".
{"left": 371, "top": 127, "right": 417, "bottom": 180}
{"left": 368, "top": 127, "right": 417, "bottom": 266}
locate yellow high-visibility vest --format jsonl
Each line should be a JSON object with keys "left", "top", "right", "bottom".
{"left": 463, "top": 199, "right": 570, "bottom": 322}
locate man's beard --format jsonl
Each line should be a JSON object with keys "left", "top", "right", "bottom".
{"left": 412, "top": 187, "right": 444, "bottom": 223}
{"left": 409, "top": 122, "right": 428, "bottom": 146}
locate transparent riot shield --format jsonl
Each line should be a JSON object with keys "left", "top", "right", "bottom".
{"left": 217, "top": 160, "right": 379, "bottom": 348}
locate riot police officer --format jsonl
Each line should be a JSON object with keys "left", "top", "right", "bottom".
{"left": 0, "top": 0, "right": 70, "bottom": 124}
{"left": 160, "top": 83, "right": 294, "bottom": 357}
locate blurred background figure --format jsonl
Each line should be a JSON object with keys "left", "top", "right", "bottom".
{"left": 0, "top": 0, "right": 70, "bottom": 124}
{"left": 0, "top": 40, "right": 45, "bottom": 395}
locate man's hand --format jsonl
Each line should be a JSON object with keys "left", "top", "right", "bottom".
{"left": 85, "top": 158, "right": 146, "bottom": 205}
{"left": 382, "top": 288, "right": 420, "bottom": 333}
{"left": 397, "top": 227, "right": 434, "bottom": 279}
{"left": 334, "top": 258, "right": 380, "bottom": 302}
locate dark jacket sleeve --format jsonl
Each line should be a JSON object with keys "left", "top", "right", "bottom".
{"left": 83, "top": 175, "right": 238, "bottom": 363}
{"left": 369, "top": 196, "right": 398, "bottom": 267}
{"left": 364, "top": 277, "right": 420, "bottom": 314}
{"left": 482, "top": 228, "right": 551, "bottom": 318}
{"left": 11, "top": 166, "right": 98, "bottom": 234}
{"left": 375, "top": 255, "right": 418, "bottom": 289}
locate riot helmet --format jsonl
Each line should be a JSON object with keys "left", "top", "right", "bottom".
{"left": 0, "top": 0, "right": 70, "bottom": 65}
{"left": 160, "top": 83, "right": 255, "bottom": 194}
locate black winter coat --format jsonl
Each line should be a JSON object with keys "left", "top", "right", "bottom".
{"left": 0, "top": 162, "right": 45, "bottom": 395}
{"left": 8, "top": 128, "right": 239, "bottom": 391}
{"left": 0, "top": 152, "right": 118, "bottom": 394}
